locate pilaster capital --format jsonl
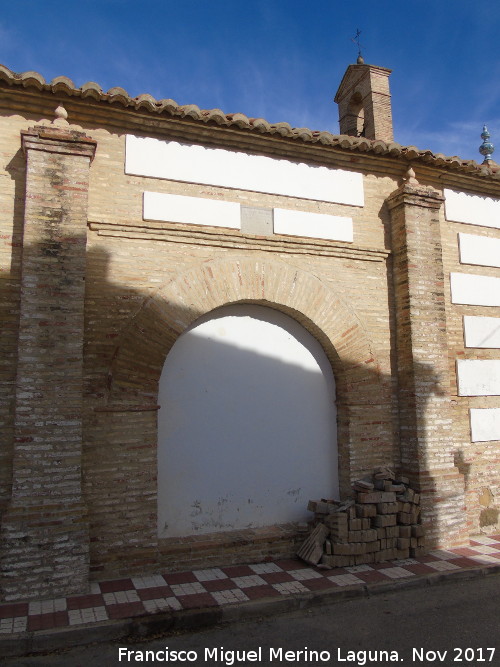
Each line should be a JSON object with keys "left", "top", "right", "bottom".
{"left": 386, "top": 182, "right": 444, "bottom": 211}
{"left": 21, "top": 125, "right": 97, "bottom": 161}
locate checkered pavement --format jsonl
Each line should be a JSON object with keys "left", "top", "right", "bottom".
{"left": 1, "top": 534, "right": 498, "bottom": 635}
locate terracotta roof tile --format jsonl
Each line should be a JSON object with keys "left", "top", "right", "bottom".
{"left": 1, "top": 63, "right": 498, "bottom": 180}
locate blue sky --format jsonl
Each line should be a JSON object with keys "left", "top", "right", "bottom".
{"left": 1, "top": 1, "right": 499, "bottom": 161}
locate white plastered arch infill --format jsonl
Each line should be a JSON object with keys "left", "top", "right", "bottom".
{"left": 106, "top": 257, "right": 383, "bottom": 534}
{"left": 157, "top": 303, "right": 339, "bottom": 537}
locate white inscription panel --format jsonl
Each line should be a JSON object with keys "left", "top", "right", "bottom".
{"left": 450, "top": 273, "right": 500, "bottom": 307}
{"left": 143, "top": 192, "right": 241, "bottom": 229}
{"left": 470, "top": 408, "right": 500, "bottom": 442}
{"left": 457, "top": 359, "right": 500, "bottom": 396}
{"left": 459, "top": 233, "right": 500, "bottom": 268}
{"left": 273, "top": 208, "right": 353, "bottom": 242}
{"left": 464, "top": 316, "right": 500, "bottom": 348}
{"left": 126, "top": 135, "right": 364, "bottom": 206}
{"left": 444, "top": 188, "right": 500, "bottom": 229}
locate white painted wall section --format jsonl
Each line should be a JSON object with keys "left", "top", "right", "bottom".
{"left": 450, "top": 273, "right": 500, "bottom": 307}
{"left": 444, "top": 188, "right": 500, "bottom": 229}
{"left": 457, "top": 359, "right": 500, "bottom": 396}
{"left": 459, "top": 233, "right": 500, "bottom": 268}
{"left": 273, "top": 208, "right": 353, "bottom": 242}
{"left": 464, "top": 316, "right": 500, "bottom": 348}
{"left": 470, "top": 408, "right": 500, "bottom": 442}
{"left": 157, "top": 304, "right": 338, "bottom": 538}
{"left": 126, "top": 135, "right": 364, "bottom": 206}
{"left": 143, "top": 191, "right": 241, "bottom": 229}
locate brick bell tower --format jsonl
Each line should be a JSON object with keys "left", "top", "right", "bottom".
{"left": 334, "top": 55, "right": 394, "bottom": 142}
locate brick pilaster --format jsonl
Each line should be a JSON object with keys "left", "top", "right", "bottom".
{"left": 387, "top": 181, "right": 467, "bottom": 548}
{"left": 1, "top": 125, "right": 96, "bottom": 601}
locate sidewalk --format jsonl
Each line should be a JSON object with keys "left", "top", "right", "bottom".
{"left": 1, "top": 534, "right": 499, "bottom": 657}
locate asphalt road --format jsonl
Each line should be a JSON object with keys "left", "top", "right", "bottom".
{"left": 2, "top": 574, "right": 499, "bottom": 667}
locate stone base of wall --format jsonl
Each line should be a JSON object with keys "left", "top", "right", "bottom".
{"left": 1, "top": 502, "right": 89, "bottom": 602}
{"left": 89, "top": 524, "right": 304, "bottom": 581}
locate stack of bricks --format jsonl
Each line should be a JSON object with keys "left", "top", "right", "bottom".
{"left": 298, "top": 467, "right": 425, "bottom": 568}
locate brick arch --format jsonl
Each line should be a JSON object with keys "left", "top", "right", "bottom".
{"left": 106, "top": 257, "right": 385, "bottom": 493}
{"left": 107, "top": 256, "right": 381, "bottom": 407}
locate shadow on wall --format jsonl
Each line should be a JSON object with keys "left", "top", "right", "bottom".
{"left": 1, "top": 234, "right": 479, "bottom": 586}
{"left": 0, "top": 149, "right": 27, "bottom": 512}
{"left": 455, "top": 450, "right": 499, "bottom": 530}
{"left": 76, "top": 244, "right": 480, "bottom": 574}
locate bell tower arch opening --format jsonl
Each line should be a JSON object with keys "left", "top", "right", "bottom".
{"left": 157, "top": 304, "right": 338, "bottom": 538}
{"left": 347, "top": 90, "right": 365, "bottom": 137}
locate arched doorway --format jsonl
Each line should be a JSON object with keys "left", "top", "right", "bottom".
{"left": 157, "top": 304, "right": 338, "bottom": 538}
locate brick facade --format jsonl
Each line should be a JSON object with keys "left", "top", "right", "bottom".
{"left": 0, "top": 62, "right": 498, "bottom": 601}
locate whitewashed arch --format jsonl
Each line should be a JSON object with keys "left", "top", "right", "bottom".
{"left": 157, "top": 304, "right": 338, "bottom": 537}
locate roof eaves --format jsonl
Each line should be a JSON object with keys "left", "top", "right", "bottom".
{"left": 1, "top": 64, "right": 498, "bottom": 180}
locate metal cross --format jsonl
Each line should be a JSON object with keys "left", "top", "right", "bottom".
{"left": 351, "top": 28, "right": 364, "bottom": 60}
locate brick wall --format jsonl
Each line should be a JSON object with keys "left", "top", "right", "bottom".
{"left": 440, "top": 189, "right": 500, "bottom": 537}
{"left": 0, "top": 82, "right": 498, "bottom": 600}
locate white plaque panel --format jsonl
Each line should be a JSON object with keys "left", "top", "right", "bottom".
{"left": 273, "top": 208, "right": 353, "bottom": 242}
{"left": 127, "top": 135, "right": 364, "bottom": 206}
{"left": 444, "top": 188, "right": 500, "bottom": 229}
{"left": 457, "top": 359, "right": 500, "bottom": 396}
{"left": 470, "top": 408, "right": 500, "bottom": 442}
{"left": 464, "top": 316, "right": 500, "bottom": 348}
{"left": 143, "top": 192, "right": 240, "bottom": 229}
{"left": 459, "top": 233, "right": 500, "bottom": 268}
{"left": 450, "top": 273, "right": 500, "bottom": 307}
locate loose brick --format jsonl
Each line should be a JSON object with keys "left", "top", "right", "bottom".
{"left": 324, "top": 513, "right": 348, "bottom": 527}
{"left": 398, "top": 525, "right": 411, "bottom": 538}
{"left": 348, "top": 529, "right": 379, "bottom": 543}
{"left": 332, "top": 542, "right": 366, "bottom": 555}
{"left": 385, "top": 525, "right": 400, "bottom": 538}
{"left": 377, "top": 502, "right": 399, "bottom": 514}
{"left": 411, "top": 524, "right": 425, "bottom": 538}
{"left": 374, "top": 548, "right": 397, "bottom": 562}
{"left": 349, "top": 517, "right": 372, "bottom": 531}
{"left": 357, "top": 491, "right": 396, "bottom": 504}
{"left": 397, "top": 488, "right": 415, "bottom": 502}
{"left": 355, "top": 504, "right": 377, "bottom": 518}
{"left": 372, "top": 514, "right": 397, "bottom": 527}
{"left": 321, "top": 554, "right": 352, "bottom": 568}
{"left": 297, "top": 523, "right": 329, "bottom": 565}
{"left": 410, "top": 546, "right": 426, "bottom": 558}
{"left": 349, "top": 518, "right": 363, "bottom": 531}
{"left": 354, "top": 552, "right": 375, "bottom": 564}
